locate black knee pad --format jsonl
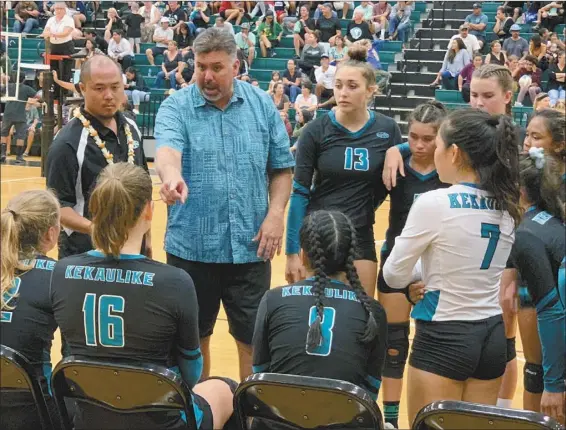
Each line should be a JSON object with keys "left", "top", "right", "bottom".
{"left": 383, "top": 322, "right": 410, "bottom": 379}
{"left": 524, "top": 362, "right": 544, "bottom": 394}
{"left": 506, "top": 337, "right": 516, "bottom": 362}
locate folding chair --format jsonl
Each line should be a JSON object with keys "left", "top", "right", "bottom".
{"left": 413, "top": 400, "right": 565, "bottom": 430}
{"left": 0, "top": 345, "right": 54, "bottom": 430}
{"left": 234, "top": 372, "right": 384, "bottom": 430}
{"left": 51, "top": 356, "right": 198, "bottom": 430}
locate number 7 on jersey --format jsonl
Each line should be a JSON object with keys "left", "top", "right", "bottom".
{"left": 480, "top": 223, "right": 501, "bottom": 270}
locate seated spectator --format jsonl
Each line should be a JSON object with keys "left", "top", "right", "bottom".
{"left": 503, "top": 1, "right": 524, "bottom": 22}
{"left": 534, "top": 1, "right": 565, "bottom": 32}
{"left": 299, "top": 31, "right": 324, "bottom": 80}
{"left": 293, "top": 5, "right": 315, "bottom": 58}
{"left": 258, "top": 10, "right": 283, "bottom": 57}
{"left": 176, "top": 49, "right": 196, "bottom": 88}
{"left": 530, "top": 34, "right": 548, "bottom": 70}
{"left": 291, "top": 107, "right": 314, "bottom": 148}
{"left": 503, "top": 24, "right": 529, "bottom": 58}
{"left": 139, "top": 0, "right": 161, "bottom": 43}
{"left": 294, "top": 80, "right": 318, "bottom": 120}
{"left": 313, "top": 1, "right": 338, "bottom": 21}
{"left": 546, "top": 32, "right": 565, "bottom": 64}
{"left": 372, "top": 0, "right": 391, "bottom": 40}
{"left": 283, "top": 59, "right": 302, "bottom": 103}
{"left": 155, "top": 41, "right": 182, "bottom": 89}
{"left": 316, "top": 3, "right": 342, "bottom": 53}
{"left": 74, "top": 39, "right": 105, "bottom": 69}
{"left": 13, "top": 1, "right": 40, "bottom": 34}
{"left": 388, "top": 1, "right": 412, "bottom": 43}
{"left": 506, "top": 55, "right": 520, "bottom": 91}
{"left": 66, "top": 1, "right": 87, "bottom": 29}
{"left": 431, "top": 38, "right": 471, "bottom": 90}
{"left": 274, "top": 1, "right": 289, "bottom": 23}
{"left": 346, "top": 9, "right": 373, "bottom": 45}
{"left": 354, "top": 1, "right": 374, "bottom": 21}
{"left": 450, "top": 23, "right": 480, "bottom": 57}
{"left": 484, "top": 40, "right": 507, "bottom": 66}
{"left": 332, "top": 1, "right": 354, "bottom": 19}
{"left": 214, "top": 16, "right": 235, "bottom": 36}
{"left": 84, "top": 28, "right": 108, "bottom": 53}
{"left": 235, "top": 22, "right": 256, "bottom": 67}
{"left": 23, "top": 100, "right": 40, "bottom": 157}
{"left": 175, "top": 22, "right": 194, "bottom": 52}
{"left": 235, "top": 48, "right": 250, "bottom": 81}
{"left": 125, "top": 2, "right": 144, "bottom": 54}
{"left": 513, "top": 55, "right": 542, "bottom": 106}
{"left": 314, "top": 53, "right": 336, "bottom": 102}
{"left": 104, "top": 8, "right": 124, "bottom": 41}
{"left": 329, "top": 35, "right": 348, "bottom": 65}
{"left": 458, "top": 53, "right": 483, "bottom": 102}
{"left": 124, "top": 67, "right": 149, "bottom": 115}
{"left": 533, "top": 92, "right": 551, "bottom": 111}
{"left": 219, "top": 1, "right": 244, "bottom": 25}
{"left": 523, "top": 1, "right": 543, "bottom": 24}
{"left": 146, "top": 17, "right": 174, "bottom": 66}
{"left": 272, "top": 82, "right": 291, "bottom": 115}
{"left": 493, "top": 6, "right": 514, "bottom": 41}
{"left": 249, "top": 0, "right": 275, "bottom": 21}
{"left": 107, "top": 30, "right": 134, "bottom": 70}
{"left": 465, "top": 3, "right": 488, "bottom": 49}
{"left": 190, "top": 1, "right": 211, "bottom": 33}
{"left": 164, "top": 1, "right": 187, "bottom": 32}
{"left": 268, "top": 71, "right": 283, "bottom": 95}
{"left": 547, "top": 50, "right": 566, "bottom": 106}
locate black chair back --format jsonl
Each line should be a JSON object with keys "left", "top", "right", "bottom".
{"left": 234, "top": 372, "right": 384, "bottom": 430}
{"left": 51, "top": 356, "right": 198, "bottom": 430}
{"left": 413, "top": 400, "right": 565, "bottom": 430}
{"left": 0, "top": 344, "right": 54, "bottom": 430}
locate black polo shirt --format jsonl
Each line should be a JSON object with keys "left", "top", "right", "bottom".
{"left": 46, "top": 108, "right": 148, "bottom": 258}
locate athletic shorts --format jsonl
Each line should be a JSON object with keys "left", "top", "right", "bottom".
{"left": 1, "top": 120, "right": 26, "bottom": 140}
{"left": 150, "top": 46, "right": 167, "bottom": 57}
{"left": 377, "top": 248, "right": 397, "bottom": 293}
{"left": 167, "top": 254, "right": 271, "bottom": 344}
{"left": 410, "top": 314, "right": 506, "bottom": 381}
{"left": 355, "top": 226, "right": 377, "bottom": 262}
{"left": 518, "top": 285, "right": 535, "bottom": 308}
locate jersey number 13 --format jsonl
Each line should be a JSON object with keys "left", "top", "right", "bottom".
{"left": 83, "top": 293, "right": 125, "bottom": 347}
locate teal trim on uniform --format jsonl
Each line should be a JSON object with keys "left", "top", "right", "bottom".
{"left": 328, "top": 110, "right": 376, "bottom": 138}
{"left": 252, "top": 362, "right": 270, "bottom": 373}
{"left": 406, "top": 158, "right": 438, "bottom": 182}
{"left": 305, "top": 277, "right": 346, "bottom": 286}
{"left": 87, "top": 250, "right": 145, "bottom": 260}
{"left": 459, "top": 182, "right": 484, "bottom": 190}
{"left": 526, "top": 205, "right": 537, "bottom": 213}
{"left": 411, "top": 290, "right": 440, "bottom": 321}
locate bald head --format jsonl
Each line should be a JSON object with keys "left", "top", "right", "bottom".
{"left": 80, "top": 55, "right": 122, "bottom": 85}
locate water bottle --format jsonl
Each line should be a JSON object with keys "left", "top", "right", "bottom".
{"left": 148, "top": 68, "right": 153, "bottom": 78}
{"left": 522, "top": 112, "right": 528, "bottom": 125}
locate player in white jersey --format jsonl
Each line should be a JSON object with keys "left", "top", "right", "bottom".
{"left": 383, "top": 108, "right": 522, "bottom": 425}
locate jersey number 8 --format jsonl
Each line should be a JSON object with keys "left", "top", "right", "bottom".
{"left": 83, "top": 293, "right": 125, "bottom": 347}
{"left": 306, "top": 306, "right": 336, "bottom": 357}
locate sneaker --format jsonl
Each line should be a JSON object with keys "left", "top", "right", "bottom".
{"left": 270, "top": 50, "right": 277, "bottom": 57}
{"left": 1, "top": 155, "right": 6, "bottom": 163}
{"left": 384, "top": 423, "right": 397, "bottom": 429}
{"left": 14, "top": 156, "right": 25, "bottom": 165}
{"left": 133, "top": 109, "right": 140, "bottom": 115}
{"left": 23, "top": 152, "right": 29, "bottom": 157}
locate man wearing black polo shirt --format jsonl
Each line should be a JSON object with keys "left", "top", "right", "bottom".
{"left": 315, "top": 2, "right": 341, "bottom": 53}
{"left": 46, "top": 55, "right": 149, "bottom": 258}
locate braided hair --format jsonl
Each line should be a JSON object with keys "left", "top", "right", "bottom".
{"left": 299, "top": 211, "right": 379, "bottom": 353}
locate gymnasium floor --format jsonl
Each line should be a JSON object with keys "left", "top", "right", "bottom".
{"left": 1, "top": 159, "right": 526, "bottom": 429}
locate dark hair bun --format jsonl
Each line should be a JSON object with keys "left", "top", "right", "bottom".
{"left": 347, "top": 44, "right": 368, "bottom": 62}
{"left": 425, "top": 100, "right": 446, "bottom": 113}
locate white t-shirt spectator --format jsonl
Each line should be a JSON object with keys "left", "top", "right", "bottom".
{"left": 235, "top": 32, "right": 257, "bottom": 51}
{"left": 153, "top": 26, "right": 174, "bottom": 48}
{"left": 140, "top": 4, "right": 161, "bottom": 25}
{"left": 315, "top": 65, "right": 337, "bottom": 90}
{"left": 45, "top": 14, "right": 75, "bottom": 44}
{"left": 215, "top": 21, "right": 235, "bottom": 36}
{"left": 450, "top": 33, "right": 481, "bottom": 57}
{"left": 108, "top": 38, "right": 134, "bottom": 59}
{"left": 354, "top": 4, "right": 374, "bottom": 21}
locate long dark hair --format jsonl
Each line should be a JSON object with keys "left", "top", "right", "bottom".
{"left": 448, "top": 38, "right": 466, "bottom": 63}
{"left": 528, "top": 109, "right": 566, "bottom": 163}
{"left": 440, "top": 109, "right": 522, "bottom": 226}
{"left": 299, "top": 211, "right": 379, "bottom": 353}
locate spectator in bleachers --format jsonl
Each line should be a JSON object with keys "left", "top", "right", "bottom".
{"left": 293, "top": 5, "right": 315, "bottom": 58}
{"left": 354, "top": 1, "right": 374, "bottom": 21}
{"left": 84, "top": 28, "right": 108, "bottom": 53}
{"left": 176, "top": 48, "right": 196, "bottom": 88}
{"left": 124, "top": 2, "right": 144, "bottom": 54}
{"left": 493, "top": 6, "right": 515, "bottom": 41}
{"left": 548, "top": 50, "right": 566, "bottom": 106}
{"left": 503, "top": 24, "right": 529, "bottom": 58}
{"left": 214, "top": 16, "right": 235, "bottom": 36}
{"left": 372, "top": 0, "right": 391, "bottom": 41}
{"left": 514, "top": 55, "right": 542, "bottom": 106}
{"left": 533, "top": 1, "right": 565, "bottom": 32}
{"left": 450, "top": 23, "right": 480, "bottom": 57}
{"left": 485, "top": 40, "right": 508, "bottom": 66}
{"left": 314, "top": 53, "right": 336, "bottom": 102}
{"left": 533, "top": 91, "right": 551, "bottom": 110}
{"left": 313, "top": 1, "right": 337, "bottom": 21}
{"left": 66, "top": 1, "right": 86, "bottom": 29}
{"left": 164, "top": 0, "right": 187, "bottom": 32}
{"left": 271, "top": 82, "right": 291, "bottom": 115}
{"left": 294, "top": 80, "right": 317, "bottom": 118}
{"left": 235, "top": 47, "right": 250, "bottom": 81}
{"left": 298, "top": 30, "right": 323, "bottom": 80}
{"left": 146, "top": 17, "right": 174, "bottom": 66}
{"left": 431, "top": 38, "right": 471, "bottom": 90}
{"left": 23, "top": 100, "right": 40, "bottom": 157}
{"left": 155, "top": 40, "right": 182, "bottom": 89}
{"left": 13, "top": 1, "right": 40, "bottom": 34}
{"left": 235, "top": 22, "right": 256, "bottom": 67}
{"left": 346, "top": 9, "right": 373, "bottom": 46}
{"left": 219, "top": 1, "right": 245, "bottom": 25}
{"left": 282, "top": 59, "right": 302, "bottom": 102}
{"left": 104, "top": 7, "right": 124, "bottom": 41}
{"left": 459, "top": 53, "right": 483, "bottom": 103}
{"left": 529, "top": 34, "right": 548, "bottom": 70}
{"left": 316, "top": 2, "right": 342, "bottom": 53}
{"left": 190, "top": 1, "right": 211, "bottom": 33}
{"left": 506, "top": 54, "right": 520, "bottom": 91}
{"left": 291, "top": 107, "right": 314, "bottom": 145}
{"left": 249, "top": 0, "right": 275, "bottom": 21}
{"left": 547, "top": 32, "right": 565, "bottom": 63}
{"left": 107, "top": 30, "right": 134, "bottom": 70}
{"left": 124, "top": 67, "right": 150, "bottom": 115}
{"left": 258, "top": 10, "right": 283, "bottom": 57}
{"left": 139, "top": 1, "right": 161, "bottom": 43}
{"left": 75, "top": 38, "right": 105, "bottom": 69}
{"left": 268, "top": 70, "right": 283, "bottom": 94}
{"left": 523, "top": 1, "right": 543, "bottom": 25}
{"left": 176, "top": 22, "right": 194, "bottom": 52}
{"left": 388, "top": 1, "right": 412, "bottom": 43}
{"left": 329, "top": 34, "right": 348, "bottom": 64}
{"left": 465, "top": 3, "right": 488, "bottom": 49}
{"left": 332, "top": 1, "right": 354, "bottom": 20}
{"left": 504, "top": 0, "right": 524, "bottom": 22}
{"left": 274, "top": 1, "right": 289, "bottom": 23}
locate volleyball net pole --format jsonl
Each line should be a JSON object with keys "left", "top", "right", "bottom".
{"left": 41, "top": 40, "right": 54, "bottom": 177}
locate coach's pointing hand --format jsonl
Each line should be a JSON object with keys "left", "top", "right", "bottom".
{"left": 160, "top": 172, "right": 188, "bottom": 205}
{"left": 254, "top": 209, "right": 284, "bottom": 261}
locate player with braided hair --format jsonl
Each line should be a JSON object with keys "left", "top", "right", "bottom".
{"left": 384, "top": 109, "right": 521, "bottom": 425}
{"left": 253, "top": 210, "right": 387, "bottom": 401}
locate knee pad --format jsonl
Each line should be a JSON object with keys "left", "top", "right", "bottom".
{"left": 383, "top": 322, "right": 410, "bottom": 379}
{"left": 524, "top": 362, "right": 544, "bottom": 394}
{"left": 506, "top": 337, "right": 516, "bottom": 362}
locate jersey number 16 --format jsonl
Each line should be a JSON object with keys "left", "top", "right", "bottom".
{"left": 83, "top": 293, "right": 125, "bottom": 347}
